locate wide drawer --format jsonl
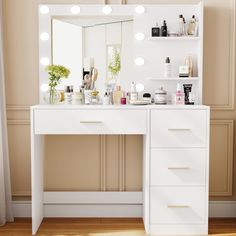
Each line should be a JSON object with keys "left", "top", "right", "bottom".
{"left": 151, "top": 109, "right": 208, "bottom": 148}
{"left": 34, "top": 109, "right": 147, "bottom": 134}
{"left": 151, "top": 149, "right": 207, "bottom": 186}
{"left": 150, "top": 186, "right": 206, "bottom": 224}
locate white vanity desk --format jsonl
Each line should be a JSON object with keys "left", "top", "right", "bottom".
{"left": 31, "top": 104, "right": 209, "bottom": 235}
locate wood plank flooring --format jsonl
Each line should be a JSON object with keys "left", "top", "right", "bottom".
{"left": 0, "top": 218, "right": 236, "bottom": 236}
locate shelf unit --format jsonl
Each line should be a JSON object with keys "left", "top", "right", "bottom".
{"left": 133, "top": 2, "right": 203, "bottom": 104}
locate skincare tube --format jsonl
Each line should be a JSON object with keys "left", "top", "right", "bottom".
{"left": 183, "top": 84, "right": 192, "bottom": 104}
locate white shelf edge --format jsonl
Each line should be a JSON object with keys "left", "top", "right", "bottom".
{"left": 147, "top": 77, "right": 199, "bottom": 81}
{"left": 148, "top": 36, "right": 200, "bottom": 41}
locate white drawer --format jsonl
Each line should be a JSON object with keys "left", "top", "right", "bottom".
{"left": 151, "top": 149, "right": 206, "bottom": 186}
{"left": 151, "top": 110, "right": 208, "bottom": 148}
{"left": 34, "top": 109, "right": 147, "bottom": 134}
{"left": 150, "top": 187, "right": 206, "bottom": 224}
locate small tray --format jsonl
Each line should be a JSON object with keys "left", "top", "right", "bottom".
{"left": 129, "top": 100, "right": 151, "bottom": 105}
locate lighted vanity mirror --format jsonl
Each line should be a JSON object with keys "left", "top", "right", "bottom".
{"left": 38, "top": 5, "right": 141, "bottom": 103}
{"left": 52, "top": 16, "right": 133, "bottom": 92}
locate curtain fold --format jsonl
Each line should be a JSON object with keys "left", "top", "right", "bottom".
{"left": 0, "top": 0, "right": 14, "bottom": 226}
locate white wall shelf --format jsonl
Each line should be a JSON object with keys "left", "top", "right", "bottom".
{"left": 147, "top": 77, "right": 199, "bottom": 81}
{"left": 148, "top": 36, "right": 200, "bottom": 41}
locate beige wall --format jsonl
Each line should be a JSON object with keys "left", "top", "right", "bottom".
{"left": 3, "top": 0, "right": 236, "bottom": 201}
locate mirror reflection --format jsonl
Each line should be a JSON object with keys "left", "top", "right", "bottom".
{"left": 52, "top": 15, "right": 133, "bottom": 93}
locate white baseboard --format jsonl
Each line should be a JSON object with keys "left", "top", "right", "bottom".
{"left": 13, "top": 200, "right": 236, "bottom": 218}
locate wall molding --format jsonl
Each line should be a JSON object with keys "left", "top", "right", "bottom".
{"left": 6, "top": 105, "right": 31, "bottom": 111}
{"left": 209, "top": 0, "right": 235, "bottom": 110}
{"left": 210, "top": 120, "right": 234, "bottom": 196}
{"left": 7, "top": 119, "right": 30, "bottom": 125}
{"left": 119, "top": 135, "right": 126, "bottom": 191}
{"left": 12, "top": 200, "right": 236, "bottom": 218}
{"left": 99, "top": 135, "right": 106, "bottom": 191}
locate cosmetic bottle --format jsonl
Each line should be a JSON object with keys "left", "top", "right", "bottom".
{"left": 152, "top": 23, "right": 160, "bottom": 37}
{"left": 188, "top": 15, "right": 197, "bottom": 36}
{"left": 103, "top": 92, "right": 110, "bottom": 105}
{"left": 113, "top": 86, "right": 123, "bottom": 105}
{"left": 64, "top": 86, "right": 73, "bottom": 104}
{"left": 161, "top": 20, "right": 168, "bottom": 37}
{"left": 175, "top": 83, "right": 185, "bottom": 105}
{"left": 72, "top": 89, "right": 84, "bottom": 105}
{"left": 179, "top": 14, "right": 184, "bottom": 36}
{"left": 183, "top": 17, "right": 187, "bottom": 35}
{"left": 155, "top": 86, "right": 167, "bottom": 104}
{"left": 130, "top": 82, "right": 138, "bottom": 102}
{"left": 185, "top": 55, "right": 193, "bottom": 77}
{"left": 183, "top": 84, "right": 192, "bottom": 104}
{"left": 164, "top": 57, "right": 171, "bottom": 77}
{"left": 188, "top": 92, "right": 195, "bottom": 105}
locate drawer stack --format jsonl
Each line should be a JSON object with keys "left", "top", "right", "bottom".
{"left": 149, "top": 109, "right": 209, "bottom": 235}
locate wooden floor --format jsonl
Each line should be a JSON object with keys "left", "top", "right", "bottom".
{"left": 0, "top": 218, "right": 236, "bottom": 236}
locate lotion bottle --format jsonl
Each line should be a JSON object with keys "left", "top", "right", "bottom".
{"left": 164, "top": 57, "right": 171, "bottom": 77}
{"left": 130, "top": 82, "right": 138, "bottom": 101}
{"left": 113, "top": 86, "right": 123, "bottom": 105}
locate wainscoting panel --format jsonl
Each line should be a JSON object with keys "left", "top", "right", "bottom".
{"left": 209, "top": 120, "right": 234, "bottom": 196}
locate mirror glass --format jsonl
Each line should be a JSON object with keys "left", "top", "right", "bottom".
{"left": 52, "top": 15, "right": 133, "bottom": 92}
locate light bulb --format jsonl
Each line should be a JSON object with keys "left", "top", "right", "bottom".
{"left": 135, "top": 57, "right": 145, "bottom": 66}
{"left": 135, "top": 5, "right": 145, "bottom": 14}
{"left": 71, "top": 5, "right": 80, "bottom": 14}
{"left": 40, "top": 32, "right": 50, "bottom": 41}
{"left": 40, "top": 5, "right": 49, "bottom": 14}
{"left": 40, "top": 57, "right": 50, "bottom": 66}
{"left": 41, "top": 83, "right": 49, "bottom": 92}
{"left": 102, "top": 5, "right": 112, "bottom": 14}
{"left": 135, "top": 33, "right": 145, "bottom": 41}
{"left": 136, "top": 83, "right": 145, "bottom": 92}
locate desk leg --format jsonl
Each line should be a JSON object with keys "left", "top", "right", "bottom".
{"left": 31, "top": 132, "right": 44, "bottom": 235}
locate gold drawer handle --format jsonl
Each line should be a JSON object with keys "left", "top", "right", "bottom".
{"left": 80, "top": 121, "right": 103, "bottom": 124}
{"left": 168, "top": 128, "right": 191, "bottom": 131}
{"left": 168, "top": 167, "right": 190, "bottom": 170}
{"left": 167, "top": 205, "right": 190, "bottom": 208}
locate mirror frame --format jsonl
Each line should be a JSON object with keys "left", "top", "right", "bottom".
{"left": 38, "top": 4, "right": 146, "bottom": 103}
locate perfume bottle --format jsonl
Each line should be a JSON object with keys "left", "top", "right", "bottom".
{"left": 185, "top": 55, "right": 193, "bottom": 77}
{"left": 188, "top": 15, "right": 197, "bottom": 36}
{"left": 161, "top": 20, "right": 168, "bottom": 37}
{"left": 179, "top": 14, "right": 184, "bottom": 36}
{"left": 113, "top": 86, "right": 123, "bottom": 105}
{"left": 152, "top": 23, "right": 160, "bottom": 37}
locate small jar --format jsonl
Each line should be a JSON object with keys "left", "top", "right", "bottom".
{"left": 143, "top": 93, "right": 152, "bottom": 104}
{"left": 155, "top": 86, "right": 167, "bottom": 104}
{"left": 121, "top": 97, "right": 126, "bottom": 105}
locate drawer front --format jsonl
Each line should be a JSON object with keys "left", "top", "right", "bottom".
{"left": 150, "top": 187, "right": 206, "bottom": 224}
{"left": 34, "top": 109, "right": 147, "bottom": 134}
{"left": 151, "top": 110, "right": 208, "bottom": 148}
{"left": 151, "top": 149, "right": 206, "bottom": 186}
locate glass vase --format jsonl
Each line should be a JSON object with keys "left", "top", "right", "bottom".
{"left": 44, "top": 89, "right": 60, "bottom": 104}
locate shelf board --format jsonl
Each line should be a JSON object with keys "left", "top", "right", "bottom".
{"left": 148, "top": 36, "right": 200, "bottom": 41}
{"left": 147, "top": 77, "right": 199, "bottom": 81}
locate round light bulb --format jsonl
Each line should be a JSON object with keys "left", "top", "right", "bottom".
{"left": 102, "top": 5, "right": 112, "bottom": 14}
{"left": 71, "top": 5, "right": 80, "bottom": 14}
{"left": 135, "top": 5, "right": 145, "bottom": 14}
{"left": 135, "top": 32, "right": 145, "bottom": 41}
{"left": 135, "top": 57, "right": 145, "bottom": 66}
{"left": 40, "top": 57, "right": 50, "bottom": 66}
{"left": 136, "top": 83, "right": 145, "bottom": 93}
{"left": 40, "top": 5, "right": 50, "bottom": 14}
{"left": 41, "top": 83, "right": 49, "bottom": 92}
{"left": 40, "top": 32, "right": 50, "bottom": 41}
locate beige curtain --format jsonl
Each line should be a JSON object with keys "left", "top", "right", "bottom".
{"left": 0, "top": 0, "right": 14, "bottom": 226}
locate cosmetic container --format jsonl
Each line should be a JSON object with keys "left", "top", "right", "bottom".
{"left": 185, "top": 55, "right": 193, "bottom": 77}
{"left": 143, "top": 93, "right": 152, "bottom": 103}
{"left": 188, "top": 15, "right": 197, "bottom": 36}
{"left": 103, "top": 92, "right": 110, "bottom": 105}
{"left": 155, "top": 86, "right": 167, "bottom": 104}
{"left": 113, "top": 86, "right": 123, "bottom": 105}
{"left": 179, "top": 14, "right": 185, "bottom": 36}
{"left": 64, "top": 86, "right": 73, "bottom": 104}
{"left": 174, "top": 83, "right": 185, "bottom": 105}
{"left": 152, "top": 23, "right": 160, "bottom": 37}
{"left": 164, "top": 57, "right": 171, "bottom": 77}
{"left": 161, "top": 20, "right": 168, "bottom": 37}
{"left": 130, "top": 82, "right": 138, "bottom": 102}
